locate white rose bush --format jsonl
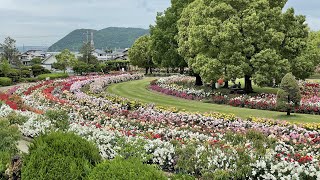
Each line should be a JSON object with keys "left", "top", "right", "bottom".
{"left": 0, "top": 73, "right": 319, "bottom": 179}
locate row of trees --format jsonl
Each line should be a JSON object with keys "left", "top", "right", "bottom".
{"left": 129, "top": 0, "right": 320, "bottom": 93}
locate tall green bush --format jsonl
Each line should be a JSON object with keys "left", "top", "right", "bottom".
{"left": 22, "top": 132, "right": 101, "bottom": 180}
{"left": 276, "top": 73, "right": 301, "bottom": 115}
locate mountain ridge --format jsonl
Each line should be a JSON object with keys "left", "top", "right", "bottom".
{"left": 48, "top": 27, "right": 149, "bottom": 52}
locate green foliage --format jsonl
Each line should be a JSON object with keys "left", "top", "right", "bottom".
{"left": 45, "top": 110, "right": 69, "bottom": 130}
{"left": 170, "top": 173, "right": 195, "bottom": 180}
{"left": 129, "top": 35, "right": 154, "bottom": 74}
{"left": 31, "top": 57, "right": 42, "bottom": 65}
{"left": 73, "top": 61, "right": 91, "bottom": 75}
{"left": 28, "top": 131, "right": 101, "bottom": 164}
{"left": 22, "top": 150, "right": 93, "bottom": 180}
{"left": 202, "top": 170, "right": 232, "bottom": 180}
{"left": 0, "top": 118, "right": 20, "bottom": 177}
{"left": 0, "top": 151, "right": 11, "bottom": 177}
{"left": 7, "top": 69, "right": 20, "bottom": 82}
{"left": 0, "top": 77, "right": 13, "bottom": 86}
{"left": 177, "top": 0, "right": 309, "bottom": 91}
{"left": 79, "top": 42, "right": 98, "bottom": 65}
{"left": 0, "top": 37, "right": 19, "bottom": 65}
{"left": 87, "top": 157, "right": 166, "bottom": 180}
{"left": 0, "top": 58, "right": 12, "bottom": 77}
{"left": 31, "top": 64, "right": 47, "bottom": 77}
{"left": 20, "top": 78, "right": 37, "bottom": 83}
{"left": 6, "top": 112, "right": 28, "bottom": 125}
{"left": 277, "top": 73, "right": 301, "bottom": 115}
{"left": 22, "top": 132, "right": 102, "bottom": 179}
{"left": 48, "top": 27, "right": 149, "bottom": 52}
{"left": 295, "top": 30, "right": 320, "bottom": 79}
{"left": 150, "top": 0, "right": 191, "bottom": 69}
{"left": 37, "top": 73, "right": 68, "bottom": 80}
{"left": 20, "top": 69, "right": 31, "bottom": 78}
{"left": 54, "top": 49, "right": 77, "bottom": 72}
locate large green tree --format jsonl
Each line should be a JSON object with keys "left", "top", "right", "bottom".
{"left": 129, "top": 35, "right": 154, "bottom": 75}
{"left": 54, "top": 49, "right": 77, "bottom": 73}
{"left": 295, "top": 30, "right": 320, "bottom": 79}
{"left": 150, "top": 0, "right": 193, "bottom": 73}
{"left": 177, "top": 0, "right": 309, "bottom": 92}
{"left": 0, "top": 37, "right": 20, "bottom": 66}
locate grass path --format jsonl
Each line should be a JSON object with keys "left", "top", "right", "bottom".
{"left": 107, "top": 78, "right": 320, "bottom": 123}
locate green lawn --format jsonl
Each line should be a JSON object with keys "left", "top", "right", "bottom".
{"left": 107, "top": 78, "right": 320, "bottom": 123}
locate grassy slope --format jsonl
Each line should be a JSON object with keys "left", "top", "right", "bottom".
{"left": 107, "top": 78, "right": 320, "bottom": 123}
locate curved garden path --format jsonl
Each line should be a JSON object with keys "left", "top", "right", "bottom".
{"left": 107, "top": 77, "right": 320, "bottom": 123}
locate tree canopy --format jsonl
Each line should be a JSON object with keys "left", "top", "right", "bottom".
{"left": 177, "top": 0, "right": 310, "bottom": 92}
{"left": 150, "top": 0, "right": 193, "bottom": 71}
{"left": 129, "top": 35, "right": 154, "bottom": 74}
{"left": 0, "top": 37, "right": 19, "bottom": 66}
{"left": 53, "top": 49, "right": 77, "bottom": 73}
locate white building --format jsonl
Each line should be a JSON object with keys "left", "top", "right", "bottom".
{"left": 20, "top": 50, "right": 46, "bottom": 66}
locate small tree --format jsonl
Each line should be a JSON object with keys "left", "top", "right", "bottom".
{"left": 55, "top": 49, "right": 77, "bottom": 73}
{"left": 129, "top": 35, "right": 154, "bottom": 75}
{"left": 277, "top": 73, "right": 301, "bottom": 115}
{"left": 0, "top": 58, "right": 11, "bottom": 77}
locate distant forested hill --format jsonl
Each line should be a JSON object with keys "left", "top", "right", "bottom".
{"left": 48, "top": 27, "right": 149, "bottom": 52}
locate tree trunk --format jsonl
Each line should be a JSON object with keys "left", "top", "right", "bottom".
{"left": 166, "top": 68, "right": 169, "bottom": 74}
{"left": 244, "top": 75, "right": 253, "bottom": 93}
{"left": 223, "top": 81, "right": 229, "bottom": 88}
{"left": 179, "top": 67, "right": 184, "bottom": 74}
{"left": 195, "top": 74, "right": 203, "bottom": 86}
{"left": 145, "top": 67, "right": 149, "bottom": 75}
{"left": 287, "top": 95, "right": 291, "bottom": 116}
{"left": 150, "top": 67, "right": 153, "bottom": 74}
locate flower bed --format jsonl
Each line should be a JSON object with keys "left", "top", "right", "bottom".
{"left": 1, "top": 74, "right": 320, "bottom": 179}
{"left": 152, "top": 76, "right": 320, "bottom": 115}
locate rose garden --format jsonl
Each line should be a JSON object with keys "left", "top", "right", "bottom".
{"left": 1, "top": 0, "right": 320, "bottom": 179}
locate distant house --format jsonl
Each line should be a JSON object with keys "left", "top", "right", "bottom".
{"left": 41, "top": 52, "right": 76, "bottom": 73}
{"left": 93, "top": 49, "right": 108, "bottom": 61}
{"left": 41, "top": 54, "right": 57, "bottom": 70}
{"left": 20, "top": 50, "right": 46, "bottom": 66}
{"left": 92, "top": 48, "right": 129, "bottom": 61}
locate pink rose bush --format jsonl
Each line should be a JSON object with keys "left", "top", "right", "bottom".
{"left": 1, "top": 74, "right": 319, "bottom": 179}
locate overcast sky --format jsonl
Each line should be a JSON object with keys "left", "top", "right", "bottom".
{"left": 0, "top": 0, "right": 319, "bottom": 46}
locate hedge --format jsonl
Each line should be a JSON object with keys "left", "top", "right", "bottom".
{"left": 37, "top": 73, "right": 69, "bottom": 81}
{"left": 0, "top": 77, "right": 13, "bottom": 86}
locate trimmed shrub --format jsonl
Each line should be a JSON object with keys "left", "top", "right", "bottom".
{"left": 22, "top": 149, "right": 92, "bottom": 180}
{"left": 37, "top": 73, "right": 68, "bottom": 80}
{"left": 87, "top": 157, "right": 167, "bottom": 180}
{"left": 7, "top": 69, "right": 20, "bottom": 83}
{"left": 276, "top": 73, "right": 301, "bottom": 115}
{"left": 22, "top": 132, "right": 101, "bottom": 180}
{"left": 0, "top": 77, "right": 12, "bottom": 86}
{"left": 27, "top": 132, "right": 101, "bottom": 165}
